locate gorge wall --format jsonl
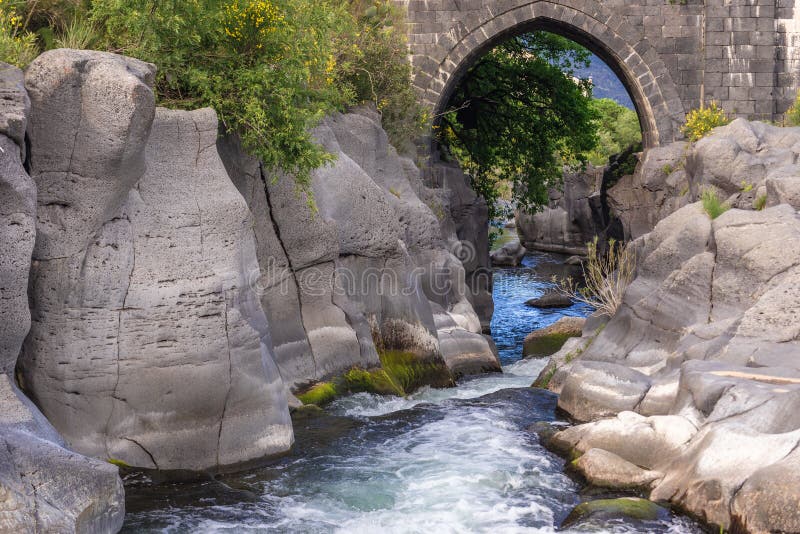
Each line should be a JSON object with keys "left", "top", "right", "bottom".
{"left": 536, "top": 119, "right": 800, "bottom": 532}
{"left": 0, "top": 49, "right": 496, "bottom": 532}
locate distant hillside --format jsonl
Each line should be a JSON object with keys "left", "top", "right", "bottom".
{"left": 575, "top": 54, "right": 635, "bottom": 109}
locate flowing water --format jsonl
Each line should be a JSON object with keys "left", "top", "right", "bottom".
{"left": 121, "top": 252, "right": 702, "bottom": 533}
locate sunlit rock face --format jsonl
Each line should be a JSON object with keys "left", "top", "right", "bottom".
{"left": 0, "top": 59, "right": 126, "bottom": 534}
{"left": 220, "top": 108, "right": 500, "bottom": 390}
{"left": 538, "top": 123, "right": 800, "bottom": 528}
{"left": 19, "top": 50, "right": 293, "bottom": 473}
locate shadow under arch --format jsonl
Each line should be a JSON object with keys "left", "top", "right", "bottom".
{"left": 413, "top": 0, "right": 687, "bottom": 149}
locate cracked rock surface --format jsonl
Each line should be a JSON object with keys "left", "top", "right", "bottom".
{"left": 0, "top": 59, "right": 125, "bottom": 533}
{"left": 19, "top": 50, "right": 292, "bottom": 473}
{"left": 537, "top": 123, "right": 800, "bottom": 529}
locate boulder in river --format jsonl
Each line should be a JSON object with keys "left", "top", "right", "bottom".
{"left": 561, "top": 497, "right": 665, "bottom": 529}
{"left": 490, "top": 241, "right": 527, "bottom": 266}
{"left": 522, "top": 317, "right": 585, "bottom": 357}
{"left": 525, "top": 290, "right": 572, "bottom": 309}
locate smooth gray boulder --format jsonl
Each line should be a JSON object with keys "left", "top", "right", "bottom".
{"left": 490, "top": 241, "right": 527, "bottom": 266}
{"left": 24, "top": 49, "right": 156, "bottom": 260}
{"left": 0, "top": 65, "right": 34, "bottom": 376}
{"left": 559, "top": 362, "right": 652, "bottom": 422}
{"left": 430, "top": 159, "right": 494, "bottom": 331}
{"left": 217, "top": 134, "right": 318, "bottom": 390}
{"left": 21, "top": 101, "right": 293, "bottom": 470}
{"left": 537, "top": 137, "right": 800, "bottom": 528}
{"left": 0, "top": 375, "right": 125, "bottom": 533}
{"left": 608, "top": 142, "right": 690, "bottom": 239}
{"left": 571, "top": 448, "right": 662, "bottom": 490}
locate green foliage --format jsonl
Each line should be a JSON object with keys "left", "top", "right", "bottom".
{"left": 297, "top": 382, "right": 339, "bottom": 406}
{"left": 740, "top": 180, "right": 753, "bottom": 193}
{"left": 440, "top": 31, "right": 600, "bottom": 219}
{"left": 338, "top": 1, "right": 428, "bottom": 150}
{"left": 754, "top": 193, "right": 767, "bottom": 211}
{"left": 0, "top": 0, "right": 38, "bottom": 67}
{"left": 701, "top": 187, "right": 730, "bottom": 219}
{"left": 785, "top": 91, "right": 800, "bottom": 127}
{"left": 7, "top": 0, "right": 422, "bottom": 196}
{"left": 54, "top": 15, "right": 97, "bottom": 49}
{"left": 297, "top": 349, "right": 452, "bottom": 406}
{"left": 586, "top": 98, "right": 642, "bottom": 166}
{"left": 91, "top": 0, "right": 351, "bottom": 194}
{"left": 107, "top": 458, "right": 131, "bottom": 469}
{"left": 682, "top": 101, "right": 731, "bottom": 142}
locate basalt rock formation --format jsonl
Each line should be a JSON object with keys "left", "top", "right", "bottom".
{"left": 537, "top": 121, "right": 800, "bottom": 531}
{"left": 0, "top": 59, "right": 125, "bottom": 533}
{"left": 0, "top": 48, "right": 499, "bottom": 532}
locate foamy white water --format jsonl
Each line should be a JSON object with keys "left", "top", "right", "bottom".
{"left": 122, "top": 253, "right": 701, "bottom": 533}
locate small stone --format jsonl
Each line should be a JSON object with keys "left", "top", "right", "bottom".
{"left": 525, "top": 290, "right": 573, "bottom": 309}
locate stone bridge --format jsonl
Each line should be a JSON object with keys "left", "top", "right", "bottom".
{"left": 398, "top": 0, "right": 800, "bottom": 147}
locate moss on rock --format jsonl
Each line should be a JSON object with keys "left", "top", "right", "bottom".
{"left": 523, "top": 317, "right": 586, "bottom": 358}
{"left": 561, "top": 497, "right": 664, "bottom": 529}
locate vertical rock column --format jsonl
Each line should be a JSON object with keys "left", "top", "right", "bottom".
{"left": 0, "top": 60, "right": 125, "bottom": 534}
{"left": 20, "top": 49, "right": 292, "bottom": 472}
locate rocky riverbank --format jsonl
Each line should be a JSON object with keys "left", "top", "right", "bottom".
{"left": 535, "top": 119, "right": 800, "bottom": 532}
{"left": 0, "top": 49, "right": 497, "bottom": 531}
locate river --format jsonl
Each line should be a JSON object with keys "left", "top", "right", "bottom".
{"left": 121, "top": 252, "right": 702, "bottom": 533}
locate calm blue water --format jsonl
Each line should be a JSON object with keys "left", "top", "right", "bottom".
{"left": 491, "top": 252, "right": 593, "bottom": 365}
{"left": 121, "top": 252, "right": 700, "bottom": 534}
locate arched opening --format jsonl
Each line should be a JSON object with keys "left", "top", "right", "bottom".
{"left": 410, "top": 1, "right": 686, "bottom": 150}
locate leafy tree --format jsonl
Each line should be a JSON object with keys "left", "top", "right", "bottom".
{"left": 90, "top": 0, "right": 352, "bottom": 193}
{"left": 439, "top": 31, "right": 600, "bottom": 220}
{"left": 586, "top": 98, "right": 642, "bottom": 166}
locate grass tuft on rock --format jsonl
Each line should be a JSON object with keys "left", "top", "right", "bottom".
{"left": 701, "top": 187, "right": 730, "bottom": 219}
{"left": 296, "top": 350, "right": 453, "bottom": 406}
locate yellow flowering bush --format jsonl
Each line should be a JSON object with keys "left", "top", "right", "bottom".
{"left": 223, "top": 0, "right": 284, "bottom": 52}
{"left": 0, "top": 0, "right": 38, "bottom": 67}
{"left": 682, "top": 101, "right": 731, "bottom": 142}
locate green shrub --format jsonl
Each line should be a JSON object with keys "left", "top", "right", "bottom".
{"left": 91, "top": 0, "right": 352, "bottom": 195}
{"left": 754, "top": 193, "right": 767, "bottom": 211}
{"left": 338, "top": 1, "right": 428, "bottom": 150}
{"left": 701, "top": 187, "right": 730, "bottom": 219}
{"left": 0, "top": 1, "right": 38, "bottom": 67}
{"left": 786, "top": 91, "right": 800, "bottom": 127}
{"left": 682, "top": 101, "right": 731, "bottom": 142}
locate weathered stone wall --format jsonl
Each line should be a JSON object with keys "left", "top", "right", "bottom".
{"left": 400, "top": 0, "right": 800, "bottom": 147}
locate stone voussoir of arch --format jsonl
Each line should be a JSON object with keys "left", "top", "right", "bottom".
{"left": 405, "top": 0, "right": 689, "bottom": 148}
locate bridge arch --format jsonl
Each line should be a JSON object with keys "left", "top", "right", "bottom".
{"left": 408, "top": 0, "right": 688, "bottom": 148}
